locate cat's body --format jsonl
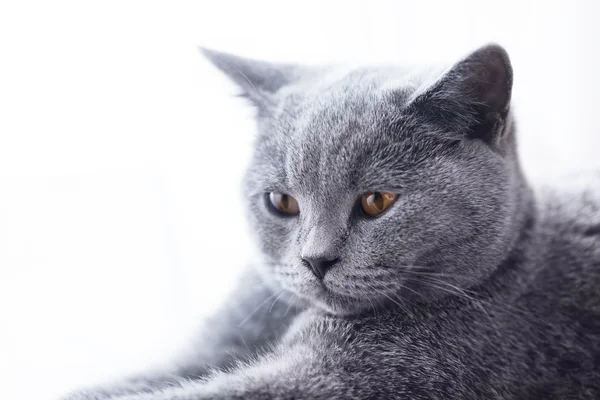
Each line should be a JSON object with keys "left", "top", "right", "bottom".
{"left": 64, "top": 45, "right": 600, "bottom": 399}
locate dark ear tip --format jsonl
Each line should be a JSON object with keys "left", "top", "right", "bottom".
{"left": 475, "top": 43, "right": 510, "bottom": 60}
{"left": 471, "top": 43, "right": 513, "bottom": 78}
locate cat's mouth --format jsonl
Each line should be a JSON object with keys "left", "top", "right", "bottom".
{"left": 287, "top": 279, "right": 377, "bottom": 316}
{"left": 274, "top": 262, "right": 420, "bottom": 316}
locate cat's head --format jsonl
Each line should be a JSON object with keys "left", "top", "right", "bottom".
{"left": 203, "top": 45, "right": 528, "bottom": 315}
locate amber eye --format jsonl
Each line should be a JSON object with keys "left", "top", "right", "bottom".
{"left": 360, "top": 191, "right": 398, "bottom": 217}
{"left": 268, "top": 192, "right": 300, "bottom": 216}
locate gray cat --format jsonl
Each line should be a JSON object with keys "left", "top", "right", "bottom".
{"left": 64, "top": 44, "right": 600, "bottom": 399}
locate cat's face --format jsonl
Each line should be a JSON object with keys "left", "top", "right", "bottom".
{"left": 204, "top": 45, "right": 526, "bottom": 315}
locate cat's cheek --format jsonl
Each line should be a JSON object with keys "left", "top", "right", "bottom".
{"left": 251, "top": 221, "right": 296, "bottom": 261}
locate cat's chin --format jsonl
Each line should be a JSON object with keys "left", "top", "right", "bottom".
{"left": 276, "top": 274, "right": 380, "bottom": 316}
{"left": 293, "top": 285, "right": 373, "bottom": 317}
{"left": 309, "top": 298, "right": 365, "bottom": 317}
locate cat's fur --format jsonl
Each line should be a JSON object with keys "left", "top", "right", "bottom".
{"left": 63, "top": 45, "right": 600, "bottom": 399}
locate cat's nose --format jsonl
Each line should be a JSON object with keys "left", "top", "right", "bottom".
{"left": 301, "top": 256, "right": 340, "bottom": 280}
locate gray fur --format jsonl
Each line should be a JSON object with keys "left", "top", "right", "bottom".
{"left": 63, "top": 44, "right": 600, "bottom": 399}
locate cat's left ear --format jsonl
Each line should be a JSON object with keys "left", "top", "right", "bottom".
{"left": 200, "top": 48, "right": 300, "bottom": 116}
{"left": 409, "top": 44, "right": 513, "bottom": 144}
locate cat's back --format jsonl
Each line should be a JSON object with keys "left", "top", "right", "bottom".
{"left": 529, "top": 171, "right": 600, "bottom": 310}
{"left": 536, "top": 170, "right": 600, "bottom": 230}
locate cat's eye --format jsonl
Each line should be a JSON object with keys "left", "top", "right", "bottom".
{"left": 360, "top": 191, "right": 398, "bottom": 217}
{"left": 268, "top": 192, "right": 300, "bottom": 216}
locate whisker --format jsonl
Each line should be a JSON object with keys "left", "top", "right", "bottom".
{"left": 392, "top": 265, "right": 472, "bottom": 280}
{"left": 410, "top": 274, "right": 526, "bottom": 315}
{"left": 399, "top": 283, "right": 430, "bottom": 304}
{"left": 269, "top": 290, "right": 287, "bottom": 313}
{"left": 238, "top": 290, "right": 282, "bottom": 327}
{"left": 366, "top": 295, "right": 379, "bottom": 318}
{"left": 363, "top": 282, "right": 411, "bottom": 316}
{"left": 283, "top": 293, "right": 297, "bottom": 317}
{"left": 404, "top": 275, "right": 549, "bottom": 340}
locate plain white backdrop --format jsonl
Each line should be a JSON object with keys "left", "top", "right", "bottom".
{"left": 0, "top": 1, "right": 598, "bottom": 398}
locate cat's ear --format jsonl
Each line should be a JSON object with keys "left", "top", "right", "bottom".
{"left": 200, "top": 48, "right": 299, "bottom": 116}
{"left": 409, "top": 44, "right": 513, "bottom": 144}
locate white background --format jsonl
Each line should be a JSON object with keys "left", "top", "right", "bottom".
{"left": 0, "top": 1, "right": 598, "bottom": 399}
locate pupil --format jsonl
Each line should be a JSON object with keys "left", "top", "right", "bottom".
{"left": 281, "top": 195, "right": 289, "bottom": 209}
{"left": 373, "top": 192, "right": 384, "bottom": 211}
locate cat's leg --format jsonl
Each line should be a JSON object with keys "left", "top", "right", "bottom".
{"left": 87, "top": 313, "right": 381, "bottom": 400}
{"left": 61, "top": 268, "right": 300, "bottom": 400}
{"left": 91, "top": 341, "right": 361, "bottom": 400}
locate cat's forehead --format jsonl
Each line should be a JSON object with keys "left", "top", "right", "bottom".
{"left": 260, "top": 84, "right": 413, "bottom": 194}
{"left": 249, "top": 67, "right": 445, "bottom": 196}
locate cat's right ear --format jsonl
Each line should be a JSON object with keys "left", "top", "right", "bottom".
{"left": 407, "top": 44, "right": 513, "bottom": 145}
{"left": 200, "top": 48, "right": 299, "bottom": 116}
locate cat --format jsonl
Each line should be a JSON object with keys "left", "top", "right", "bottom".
{"left": 63, "top": 44, "right": 600, "bottom": 399}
